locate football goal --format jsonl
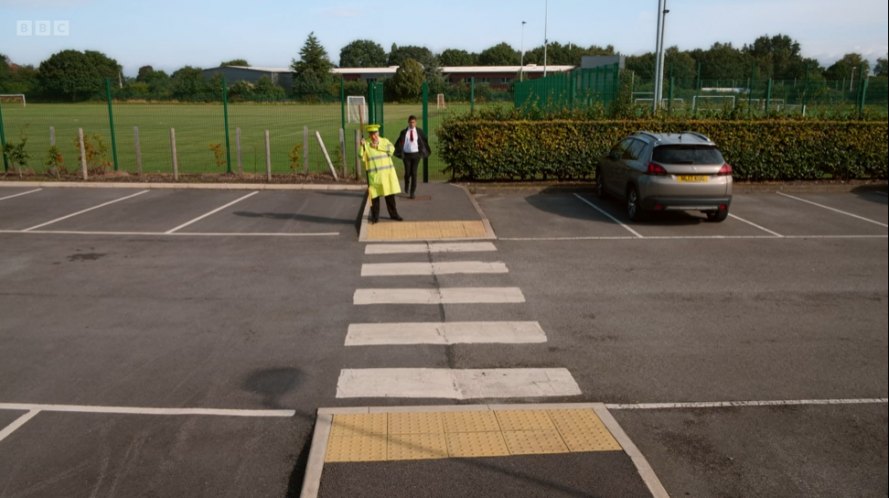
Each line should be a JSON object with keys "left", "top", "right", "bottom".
{"left": 0, "top": 94, "right": 26, "bottom": 107}
{"left": 436, "top": 93, "right": 446, "bottom": 109}
{"left": 346, "top": 96, "right": 366, "bottom": 124}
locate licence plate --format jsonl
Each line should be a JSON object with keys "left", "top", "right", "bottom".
{"left": 676, "top": 175, "right": 708, "bottom": 182}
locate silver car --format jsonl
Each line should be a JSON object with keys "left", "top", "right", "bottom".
{"left": 596, "top": 131, "right": 733, "bottom": 222}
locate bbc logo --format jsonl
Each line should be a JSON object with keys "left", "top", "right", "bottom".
{"left": 17, "top": 20, "right": 70, "bottom": 37}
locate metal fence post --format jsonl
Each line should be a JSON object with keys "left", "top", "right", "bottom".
{"left": 422, "top": 81, "right": 429, "bottom": 183}
{"left": 0, "top": 99, "right": 7, "bottom": 172}
{"left": 765, "top": 79, "right": 773, "bottom": 113}
{"left": 134, "top": 126, "right": 142, "bottom": 176}
{"left": 222, "top": 77, "right": 232, "bottom": 174}
{"left": 470, "top": 77, "right": 475, "bottom": 114}
{"left": 858, "top": 74, "right": 869, "bottom": 119}
{"left": 105, "top": 79, "right": 119, "bottom": 171}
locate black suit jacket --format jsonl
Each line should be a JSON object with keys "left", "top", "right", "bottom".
{"left": 394, "top": 127, "right": 432, "bottom": 159}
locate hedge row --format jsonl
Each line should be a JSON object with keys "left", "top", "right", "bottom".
{"left": 436, "top": 119, "right": 888, "bottom": 181}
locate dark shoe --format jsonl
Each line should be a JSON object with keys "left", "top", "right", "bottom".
{"left": 391, "top": 215, "right": 403, "bottom": 221}
{"left": 410, "top": 193, "right": 415, "bottom": 199}
{"left": 369, "top": 216, "right": 378, "bottom": 224}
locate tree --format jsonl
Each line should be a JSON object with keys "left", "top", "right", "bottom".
{"left": 389, "top": 58, "right": 424, "bottom": 101}
{"left": 291, "top": 32, "right": 334, "bottom": 97}
{"left": 875, "top": 57, "right": 888, "bottom": 77}
{"left": 253, "top": 76, "right": 286, "bottom": 100}
{"left": 339, "top": 39, "right": 387, "bottom": 67}
{"left": 388, "top": 44, "right": 435, "bottom": 68}
{"left": 689, "top": 42, "right": 752, "bottom": 81}
{"left": 743, "top": 34, "right": 810, "bottom": 80}
{"left": 438, "top": 49, "right": 476, "bottom": 66}
{"left": 170, "top": 66, "right": 209, "bottom": 100}
{"left": 38, "top": 49, "right": 120, "bottom": 101}
{"left": 478, "top": 42, "right": 520, "bottom": 66}
{"left": 824, "top": 53, "right": 870, "bottom": 81}
{"left": 0, "top": 54, "right": 38, "bottom": 95}
{"left": 221, "top": 59, "right": 249, "bottom": 67}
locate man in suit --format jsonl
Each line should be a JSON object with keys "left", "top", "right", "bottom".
{"left": 393, "top": 115, "right": 432, "bottom": 199}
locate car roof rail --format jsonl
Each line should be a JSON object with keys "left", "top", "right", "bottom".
{"left": 636, "top": 131, "right": 661, "bottom": 142}
{"left": 680, "top": 131, "right": 713, "bottom": 143}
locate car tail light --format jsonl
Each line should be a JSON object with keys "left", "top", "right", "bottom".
{"left": 647, "top": 162, "right": 668, "bottom": 175}
{"left": 718, "top": 163, "right": 733, "bottom": 176}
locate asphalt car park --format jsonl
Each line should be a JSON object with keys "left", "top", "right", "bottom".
{"left": 0, "top": 183, "right": 886, "bottom": 497}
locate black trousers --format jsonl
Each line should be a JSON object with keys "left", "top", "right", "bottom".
{"left": 370, "top": 195, "right": 399, "bottom": 220}
{"left": 402, "top": 153, "right": 421, "bottom": 196}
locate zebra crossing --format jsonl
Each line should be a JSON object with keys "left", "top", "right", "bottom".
{"left": 336, "top": 241, "right": 581, "bottom": 400}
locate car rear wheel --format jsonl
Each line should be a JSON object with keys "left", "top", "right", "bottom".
{"left": 706, "top": 209, "right": 729, "bottom": 222}
{"left": 595, "top": 168, "right": 605, "bottom": 197}
{"left": 627, "top": 186, "right": 642, "bottom": 221}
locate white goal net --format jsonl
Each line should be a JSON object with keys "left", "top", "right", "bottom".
{"left": 0, "top": 94, "right": 26, "bottom": 107}
{"left": 346, "top": 96, "right": 366, "bottom": 124}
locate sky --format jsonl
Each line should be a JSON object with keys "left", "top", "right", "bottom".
{"left": 2, "top": 0, "right": 887, "bottom": 76}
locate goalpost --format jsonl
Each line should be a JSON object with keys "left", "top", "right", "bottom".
{"left": 346, "top": 96, "right": 366, "bottom": 124}
{"left": 0, "top": 94, "right": 26, "bottom": 107}
{"left": 436, "top": 93, "right": 446, "bottom": 109}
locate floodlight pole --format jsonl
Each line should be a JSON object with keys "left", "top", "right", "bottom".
{"left": 520, "top": 20, "right": 527, "bottom": 81}
{"left": 543, "top": 0, "right": 549, "bottom": 77}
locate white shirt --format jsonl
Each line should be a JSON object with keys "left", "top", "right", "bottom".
{"left": 403, "top": 127, "right": 420, "bottom": 154}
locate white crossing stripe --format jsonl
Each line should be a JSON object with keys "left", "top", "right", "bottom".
{"left": 336, "top": 368, "right": 581, "bottom": 399}
{"left": 353, "top": 287, "right": 525, "bottom": 305}
{"left": 361, "top": 261, "right": 508, "bottom": 277}
{"left": 345, "top": 321, "right": 546, "bottom": 346}
{"left": 365, "top": 242, "right": 498, "bottom": 255}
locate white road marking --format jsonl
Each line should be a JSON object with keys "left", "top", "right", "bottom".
{"left": 345, "top": 321, "right": 547, "bottom": 346}
{"left": 353, "top": 287, "right": 525, "bottom": 305}
{"left": 21, "top": 190, "right": 149, "bottom": 231}
{"left": 777, "top": 192, "right": 888, "bottom": 228}
{"left": 0, "top": 230, "right": 339, "bottom": 237}
{"left": 0, "top": 402, "right": 294, "bottom": 417}
{"left": 606, "top": 398, "right": 888, "bottom": 410}
{"left": 0, "top": 188, "right": 42, "bottom": 201}
{"left": 0, "top": 409, "right": 40, "bottom": 443}
{"left": 365, "top": 242, "right": 498, "bottom": 254}
{"left": 728, "top": 213, "right": 784, "bottom": 237}
{"left": 573, "top": 193, "right": 644, "bottom": 238}
{"left": 361, "top": 261, "right": 508, "bottom": 277}
{"left": 165, "top": 191, "right": 259, "bottom": 233}
{"left": 497, "top": 234, "right": 886, "bottom": 241}
{"left": 336, "top": 368, "right": 581, "bottom": 399}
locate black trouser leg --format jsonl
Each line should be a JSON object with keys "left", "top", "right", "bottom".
{"left": 403, "top": 154, "right": 420, "bottom": 196}
{"left": 370, "top": 197, "right": 380, "bottom": 221}
{"left": 384, "top": 195, "right": 400, "bottom": 218}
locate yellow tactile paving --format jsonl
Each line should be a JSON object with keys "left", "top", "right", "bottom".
{"left": 323, "top": 408, "right": 623, "bottom": 463}
{"left": 366, "top": 220, "right": 488, "bottom": 241}
{"left": 502, "top": 429, "right": 569, "bottom": 455}
{"left": 445, "top": 432, "right": 511, "bottom": 458}
{"left": 388, "top": 434, "right": 449, "bottom": 461}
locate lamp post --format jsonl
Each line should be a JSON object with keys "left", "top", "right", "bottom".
{"left": 520, "top": 20, "right": 527, "bottom": 81}
{"left": 653, "top": 0, "right": 669, "bottom": 111}
{"left": 543, "top": 0, "right": 549, "bottom": 77}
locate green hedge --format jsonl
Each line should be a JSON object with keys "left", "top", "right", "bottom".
{"left": 437, "top": 119, "right": 888, "bottom": 181}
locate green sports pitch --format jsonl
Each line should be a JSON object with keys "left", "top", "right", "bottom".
{"left": 1, "top": 102, "right": 470, "bottom": 180}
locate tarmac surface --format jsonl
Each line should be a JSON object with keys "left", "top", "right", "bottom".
{"left": 0, "top": 179, "right": 886, "bottom": 497}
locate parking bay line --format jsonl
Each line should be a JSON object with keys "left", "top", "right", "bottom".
{"left": 345, "top": 321, "right": 547, "bottom": 345}
{"left": 728, "top": 213, "right": 784, "bottom": 237}
{"left": 165, "top": 191, "right": 259, "bottom": 233}
{"left": 606, "top": 398, "right": 888, "bottom": 410}
{"left": 0, "top": 402, "right": 294, "bottom": 418}
{"left": 354, "top": 287, "right": 525, "bottom": 305}
{"left": 0, "top": 188, "right": 42, "bottom": 201}
{"left": 361, "top": 261, "right": 508, "bottom": 277}
{"left": 777, "top": 192, "right": 888, "bottom": 228}
{"left": 21, "top": 190, "right": 150, "bottom": 231}
{"left": 0, "top": 410, "right": 40, "bottom": 443}
{"left": 336, "top": 368, "right": 581, "bottom": 399}
{"left": 0, "top": 229, "right": 339, "bottom": 237}
{"left": 572, "top": 193, "right": 644, "bottom": 238}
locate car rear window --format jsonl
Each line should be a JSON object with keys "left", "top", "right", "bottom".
{"left": 652, "top": 146, "right": 724, "bottom": 165}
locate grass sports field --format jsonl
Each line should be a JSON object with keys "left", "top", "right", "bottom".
{"left": 1, "top": 102, "right": 475, "bottom": 180}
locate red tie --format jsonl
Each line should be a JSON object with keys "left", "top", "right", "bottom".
{"left": 410, "top": 129, "right": 415, "bottom": 142}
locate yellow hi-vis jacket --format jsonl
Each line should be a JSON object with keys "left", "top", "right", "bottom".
{"left": 361, "top": 137, "right": 401, "bottom": 199}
